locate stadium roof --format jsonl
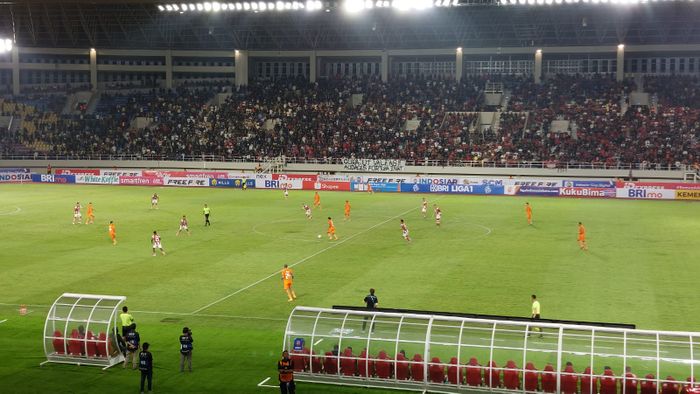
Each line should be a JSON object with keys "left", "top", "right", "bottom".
{"left": 1, "top": 1, "right": 700, "bottom": 51}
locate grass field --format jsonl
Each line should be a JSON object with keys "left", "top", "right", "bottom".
{"left": 0, "top": 183, "right": 698, "bottom": 393}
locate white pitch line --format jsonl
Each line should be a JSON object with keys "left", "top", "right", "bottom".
{"left": 314, "top": 338, "right": 324, "bottom": 346}
{"left": 190, "top": 203, "right": 424, "bottom": 314}
{"left": 0, "top": 207, "right": 22, "bottom": 216}
{"left": 0, "top": 319, "right": 7, "bottom": 324}
{"left": 257, "top": 377, "right": 271, "bottom": 386}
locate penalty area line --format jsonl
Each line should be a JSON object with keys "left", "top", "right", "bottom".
{"left": 257, "top": 377, "right": 278, "bottom": 388}
{"left": 190, "top": 203, "right": 423, "bottom": 315}
{"left": 0, "top": 319, "right": 7, "bottom": 324}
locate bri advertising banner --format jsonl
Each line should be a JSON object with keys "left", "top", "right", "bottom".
{"left": 31, "top": 174, "right": 75, "bottom": 183}
{"left": 0, "top": 172, "right": 32, "bottom": 182}
{"left": 209, "top": 178, "right": 255, "bottom": 188}
{"left": 75, "top": 174, "right": 120, "bottom": 185}
{"left": 118, "top": 176, "right": 164, "bottom": 186}
{"left": 399, "top": 183, "right": 504, "bottom": 195}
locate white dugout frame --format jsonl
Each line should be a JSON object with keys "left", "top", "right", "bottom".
{"left": 283, "top": 306, "right": 699, "bottom": 393}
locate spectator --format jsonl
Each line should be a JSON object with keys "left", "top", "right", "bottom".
{"left": 179, "top": 327, "right": 194, "bottom": 372}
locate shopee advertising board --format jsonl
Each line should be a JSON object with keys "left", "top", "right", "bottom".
{"left": 302, "top": 181, "right": 351, "bottom": 191}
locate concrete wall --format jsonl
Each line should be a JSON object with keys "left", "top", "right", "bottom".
{"left": 0, "top": 159, "right": 687, "bottom": 181}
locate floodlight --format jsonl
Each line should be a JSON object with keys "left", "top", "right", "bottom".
{"left": 165, "top": 4, "right": 173, "bottom": 10}
{"left": 1, "top": 39, "right": 14, "bottom": 53}
{"left": 158, "top": 5, "right": 166, "bottom": 11}
{"left": 213, "top": 1, "right": 222, "bottom": 11}
{"left": 251, "top": 2, "right": 258, "bottom": 9}
{"left": 618, "top": 43, "right": 625, "bottom": 49}
{"left": 243, "top": 1, "right": 250, "bottom": 9}
{"left": 269, "top": 2, "right": 276, "bottom": 10}
{"left": 344, "top": 0, "right": 365, "bottom": 11}
{"left": 260, "top": 2, "right": 268, "bottom": 10}
{"left": 171, "top": 3, "right": 179, "bottom": 10}
{"left": 284, "top": 1, "right": 293, "bottom": 9}
{"left": 276, "top": 1, "right": 284, "bottom": 9}
{"left": 536, "top": 48, "right": 542, "bottom": 54}
{"left": 452, "top": 0, "right": 458, "bottom": 5}
{"left": 190, "top": 3, "right": 197, "bottom": 10}
{"left": 181, "top": 3, "right": 188, "bottom": 11}
{"left": 197, "top": 3, "right": 204, "bottom": 10}
{"left": 204, "top": 2, "right": 212, "bottom": 10}
{"left": 236, "top": 3, "right": 243, "bottom": 9}
{"left": 545, "top": 0, "right": 553, "bottom": 4}
{"left": 222, "top": 2, "right": 229, "bottom": 9}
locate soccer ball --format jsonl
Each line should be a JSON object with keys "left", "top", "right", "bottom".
{"left": 317, "top": 234, "right": 322, "bottom": 239}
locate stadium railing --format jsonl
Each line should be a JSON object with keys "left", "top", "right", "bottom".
{"left": 0, "top": 153, "right": 694, "bottom": 172}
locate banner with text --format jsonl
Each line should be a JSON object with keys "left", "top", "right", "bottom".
{"left": 55, "top": 168, "right": 100, "bottom": 175}
{"left": 31, "top": 174, "right": 76, "bottom": 184}
{"left": 100, "top": 169, "right": 143, "bottom": 177}
{"left": 302, "top": 180, "right": 351, "bottom": 191}
{"left": 0, "top": 168, "right": 30, "bottom": 173}
{"left": 558, "top": 187, "right": 616, "bottom": 198}
{"left": 0, "top": 172, "right": 32, "bottom": 183}
{"left": 255, "top": 174, "right": 303, "bottom": 189}
{"left": 75, "top": 174, "right": 120, "bottom": 185}
{"left": 209, "top": 178, "right": 255, "bottom": 188}
{"left": 163, "top": 177, "right": 209, "bottom": 187}
{"left": 118, "top": 176, "right": 164, "bottom": 186}
{"left": 342, "top": 159, "right": 406, "bottom": 172}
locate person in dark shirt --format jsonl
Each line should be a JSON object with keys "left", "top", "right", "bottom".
{"left": 124, "top": 323, "right": 140, "bottom": 369}
{"left": 139, "top": 342, "right": 153, "bottom": 393}
{"left": 278, "top": 350, "right": 295, "bottom": 394}
{"left": 362, "top": 288, "right": 378, "bottom": 333}
{"left": 179, "top": 326, "right": 194, "bottom": 372}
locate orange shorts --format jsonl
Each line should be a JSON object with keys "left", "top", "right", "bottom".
{"left": 109, "top": 233, "right": 116, "bottom": 239}
{"left": 344, "top": 211, "right": 350, "bottom": 216}
{"left": 283, "top": 280, "right": 293, "bottom": 290}
{"left": 578, "top": 235, "right": 585, "bottom": 241}
{"left": 328, "top": 227, "right": 336, "bottom": 234}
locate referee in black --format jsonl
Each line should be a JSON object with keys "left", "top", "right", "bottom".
{"left": 362, "top": 288, "right": 378, "bottom": 333}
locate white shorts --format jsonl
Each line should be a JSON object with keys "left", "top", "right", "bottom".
{"left": 436, "top": 215, "right": 441, "bottom": 221}
{"left": 179, "top": 225, "right": 188, "bottom": 230}
{"left": 421, "top": 207, "right": 427, "bottom": 213}
{"left": 402, "top": 230, "right": 409, "bottom": 238}
{"left": 152, "top": 242, "right": 162, "bottom": 249}
{"left": 151, "top": 199, "right": 158, "bottom": 204}
{"left": 74, "top": 213, "right": 82, "bottom": 218}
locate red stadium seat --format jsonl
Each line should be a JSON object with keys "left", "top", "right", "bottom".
{"left": 411, "top": 354, "right": 425, "bottom": 382}
{"left": 524, "top": 362, "right": 539, "bottom": 392}
{"left": 447, "top": 357, "right": 463, "bottom": 385}
{"left": 96, "top": 332, "right": 107, "bottom": 357}
{"left": 541, "top": 364, "right": 556, "bottom": 393}
{"left": 85, "top": 331, "right": 98, "bottom": 357}
{"left": 428, "top": 357, "right": 445, "bottom": 383}
{"left": 581, "top": 367, "right": 599, "bottom": 394}
{"left": 68, "top": 329, "right": 82, "bottom": 356}
{"left": 375, "top": 351, "right": 392, "bottom": 379}
{"left": 561, "top": 365, "right": 579, "bottom": 394}
{"left": 600, "top": 368, "right": 618, "bottom": 394}
{"left": 681, "top": 377, "right": 697, "bottom": 394}
{"left": 323, "top": 351, "right": 338, "bottom": 374}
{"left": 503, "top": 360, "right": 520, "bottom": 390}
{"left": 465, "top": 357, "right": 482, "bottom": 387}
{"left": 661, "top": 376, "right": 680, "bottom": 394}
{"left": 290, "top": 349, "right": 308, "bottom": 372}
{"left": 395, "top": 352, "right": 409, "bottom": 380}
{"left": 486, "top": 361, "right": 500, "bottom": 388}
{"left": 640, "top": 374, "right": 658, "bottom": 394}
{"left": 51, "top": 330, "right": 65, "bottom": 355}
{"left": 623, "top": 371, "right": 639, "bottom": 394}
{"left": 357, "top": 349, "right": 374, "bottom": 377}
{"left": 310, "top": 350, "right": 322, "bottom": 373}
{"left": 340, "top": 348, "right": 356, "bottom": 376}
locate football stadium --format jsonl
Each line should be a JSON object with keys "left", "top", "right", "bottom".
{"left": 1, "top": 1, "right": 700, "bottom": 393}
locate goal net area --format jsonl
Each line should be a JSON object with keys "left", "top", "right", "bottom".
{"left": 42, "top": 293, "right": 126, "bottom": 369}
{"left": 283, "top": 307, "right": 699, "bottom": 393}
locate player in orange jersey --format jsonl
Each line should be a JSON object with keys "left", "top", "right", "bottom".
{"left": 313, "top": 192, "right": 321, "bottom": 209}
{"left": 327, "top": 217, "right": 338, "bottom": 240}
{"left": 344, "top": 200, "right": 351, "bottom": 221}
{"left": 525, "top": 202, "right": 533, "bottom": 225}
{"left": 367, "top": 182, "right": 373, "bottom": 194}
{"left": 400, "top": 219, "right": 411, "bottom": 242}
{"left": 281, "top": 264, "right": 297, "bottom": 302}
{"left": 85, "top": 202, "right": 95, "bottom": 224}
{"left": 108, "top": 221, "right": 117, "bottom": 246}
{"left": 578, "top": 222, "right": 588, "bottom": 251}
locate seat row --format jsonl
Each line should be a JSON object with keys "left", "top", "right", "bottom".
{"left": 50, "top": 329, "right": 113, "bottom": 358}
{"left": 289, "top": 349, "right": 699, "bottom": 394}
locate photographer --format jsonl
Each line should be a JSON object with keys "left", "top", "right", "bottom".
{"left": 179, "top": 327, "right": 194, "bottom": 372}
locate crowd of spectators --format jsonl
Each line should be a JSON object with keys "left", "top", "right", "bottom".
{"left": 0, "top": 74, "right": 698, "bottom": 169}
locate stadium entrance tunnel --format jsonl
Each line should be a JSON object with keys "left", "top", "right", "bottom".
{"left": 283, "top": 306, "right": 700, "bottom": 393}
{"left": 42, "top": 293, "right": 126, "bottom": 369}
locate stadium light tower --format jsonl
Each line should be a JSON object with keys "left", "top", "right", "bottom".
{"left": 0, "top": 38, "right": 13, "bottom": 54}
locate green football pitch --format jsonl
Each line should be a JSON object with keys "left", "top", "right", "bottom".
{"left": 0, "top": 183, "right": 698, "bottom": 393}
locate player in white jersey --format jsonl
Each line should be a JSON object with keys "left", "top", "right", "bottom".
{"left": 303, "top": 204, "right": 312, "bottom": 220}
{"left": 72, "top": 202, "right": 82, "bottom": 224}
{"left": 283, "top": 187, "right": 289, "bottom": 199}
{"left": 151, "top": 193, "right": 159, "bottom": 209}
{"left": 400, "top": 219, "right": 411, "bottom": 242}
{"left": 176, "top": 215, "right": 190, "bottom": 236}
{"left": 421, "top": 198, "right": 428, "bottom": 218}
{"left": 151, "top": 231, "right": 166, "bottom": 256}
{"left": 435, "top": 206, "right": 442, "bottom": 226}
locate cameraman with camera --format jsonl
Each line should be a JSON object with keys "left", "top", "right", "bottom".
{"left": 179, "top": 327, "right": 194, "bottom": 372}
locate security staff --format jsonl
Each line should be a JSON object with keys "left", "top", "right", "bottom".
{"left": 124, "top": 323, "right": 140, "bottom": 369}
{"left": 362, "top": 288, "right": 379, "bottom": 332}
{"left": 179, "top": 327, "right": 194, "bottom": 372}
{"left": 139, "top": 342, "right": 153, "bottom": 393}
{"left": 119, "top": 306, "right": 135, "bottom": 337}
{"left": 203, "top": 204, "right": 211, "bottom": 226}
{"left": 278, "top": 350, "right": 295, "bottom": 394}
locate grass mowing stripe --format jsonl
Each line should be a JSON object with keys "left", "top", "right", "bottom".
{"left": 190, "top": 203, "right": 426, "bottom": 315}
